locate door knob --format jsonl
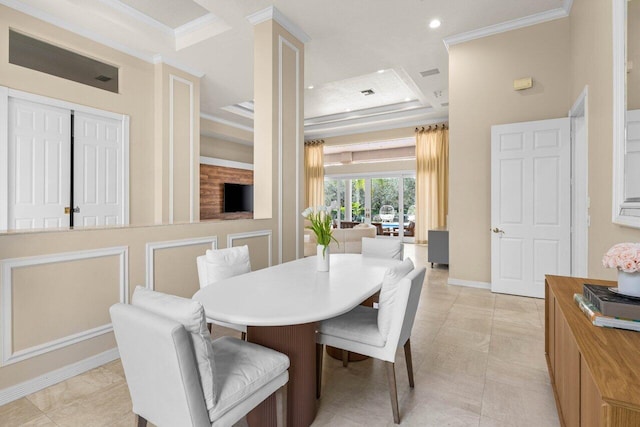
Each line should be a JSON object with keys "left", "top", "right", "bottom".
{"left": 492, "top": 227, "right": 504, "bottom": 234}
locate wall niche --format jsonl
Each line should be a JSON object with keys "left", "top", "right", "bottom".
{"left": 200, "top": 164, "right": 253, "bottom": 220}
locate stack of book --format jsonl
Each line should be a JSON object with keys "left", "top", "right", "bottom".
{"left": 574, "top": 283, "right": 640, "bottom": 332}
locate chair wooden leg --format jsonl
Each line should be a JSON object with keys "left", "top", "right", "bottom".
{"left": 342, "top": 349, "right": 349, "bottom": 367}
{"left": 316, "top": 343, "right": 324, "bottom": 399}
{"left": 385, "top": 361, "right": 400, "bottom": 424}
{"left": 275, "top": 383, "right": 288, "bottom": 427}
{"left": 241, "top": 331, "right": 247, "bottom": 341}
{"left": 136, "top": 415, "right": 148, "bottom": 427}
{"left": 404, "top": 339, "right": 415, "bottom": 388}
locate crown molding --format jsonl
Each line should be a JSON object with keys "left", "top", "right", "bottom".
{"left": 0, "top": 0, "right": 155, "bottom": 62}
{"left": 200, "top": 112, "right": 254, "bottom": 133}
{"left": 1, "top": 0, "right": 205, "bottom": 79}
{"left": 246, "top": 6, "right": 311, "bottom": 43}
{"left": 562, "top": 0, "right": 574, "bottom": 14}
{"left": 443, "top": 7, "right": 569, "bottom": 50}
{"left": 152, "top": 55, "right": 205, "bottom": 78}
{"left": 97, "top": 0, "right": 174, "bottom": 35}
{"left": 304, "top": 108, "right": 447, "bottom": 139}
{"left": 174, "top": 12, "right": 217, "bottom": 36}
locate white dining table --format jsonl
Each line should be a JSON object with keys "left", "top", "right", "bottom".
{"left": 193, "top": 253, "right": 400, "bottom": 427}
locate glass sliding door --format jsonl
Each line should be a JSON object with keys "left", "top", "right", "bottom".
{"left": 324, "top": 173, "right": 415, "bottom": 242}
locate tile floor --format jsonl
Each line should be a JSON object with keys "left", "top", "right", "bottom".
{"left": 0, "top": 244, "right": 559, "bottom": 426}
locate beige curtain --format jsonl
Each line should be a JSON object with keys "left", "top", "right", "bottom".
{"left": 304, "top": 140, "right": 325, "bottom": 208}
{"left": 415, "top": 125, "right": 449, "bottom": 244}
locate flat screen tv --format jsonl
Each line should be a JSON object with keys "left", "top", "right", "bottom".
{"left": 223, "top": 183, "right": 254, "bottom": 213}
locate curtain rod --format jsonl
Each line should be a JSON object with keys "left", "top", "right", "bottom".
{"left": 415, "top": 123, "right": 448, "bottom": 132}
{"left": 304, "top": 139, "right": 325, "bottom": 146}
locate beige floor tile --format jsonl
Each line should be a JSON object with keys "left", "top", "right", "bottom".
{"left": 455, "top": 293, "right": 496, "bottom": 311}
{"left": 481, "top": 379, "right": 559, "bottom": 426}
{"left": 492, "top": 308, "right": 542, "bottom": 329}
{"left": 489, "top": 334, "right": 547, "bottom": 371}
{"left": 411, "top": 368, "right": 486, "bottom": 415}
{"left": 17, "top": 415, "right": 57, "bottom": 426}
{"left": 102, "top": 359, "right": 126, "bottom": 379}
{"left": 400, "top": 387, "right": 482, "bottom": 426}
{"left": 442, "top": 315, "right": 493, "bottom": 335}
{"left": 0, "top": 398, "right": 46, "bottom": 427}
{"left": 434, "top": 326, "right": 491, "bottom": 353}
{"left": 485, "top": 356, "right": 550, "bottom": 391}
{"left": 420, "top": 342, "right": 489, "bottom": 379}
{"left": 494, "top": 294, "right": 539, "bottom": 313}
{"left": 27, "top": 366, "right": 124, "bottom": 413}
{"left": 491, "top": 318, "right": 544, "bottom": 341}
{"left": 46, "top": 382, "right": 132, "bottom": 427}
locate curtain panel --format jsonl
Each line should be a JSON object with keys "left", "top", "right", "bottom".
{"left": 304, "top": 140, "right": 325, "bottom": 208}
{"left": 415, "top": 126, "right": 449, "bottom": 244}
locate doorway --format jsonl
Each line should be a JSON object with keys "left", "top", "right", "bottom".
{"left": 324, "top": 173, "right": 416, "bottom": 242}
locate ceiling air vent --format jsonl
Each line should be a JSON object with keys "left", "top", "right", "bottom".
{"left": 420, "top": 68, "right": 440, "bottom": 77}
{"left": 360, "top": 89, "right": 375, "bottom": 96}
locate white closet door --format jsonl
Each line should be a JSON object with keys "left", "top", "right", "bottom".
{"left": 73, "top": 111, "right": 123, "bottom": 227}
{"left": 7, "top": 98, "right": 70, "bottom": 230}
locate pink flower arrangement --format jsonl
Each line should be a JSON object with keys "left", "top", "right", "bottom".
{"left": 602, "top": 243, "right": 640, "bottom": 273}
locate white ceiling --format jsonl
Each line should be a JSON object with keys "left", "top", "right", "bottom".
{"left": 4, "top": 0, "right": 567, "bottom": 137}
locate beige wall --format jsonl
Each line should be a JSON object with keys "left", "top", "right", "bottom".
{"left": 0, "top": 6, "right": 280, "bottom": 396}
{"left": 569, "top": 0, "right": 640, "bottom": 279}
{"left": 0, "top": 4, "right": 156, "bottom": 225}
{"left": 448, "top": 19, "right": 572, "bottom": 283}
{"left": 200, "top": 135, "right": 253, "bottom": 164}
{"left": 0, "top": 219, "right": 276, "bottom": 390}
{"left": 252, "top": 19, "right": 305, "bottom": 261}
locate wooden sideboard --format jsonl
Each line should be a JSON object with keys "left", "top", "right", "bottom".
{"left": 545, "top": 275, "right": 640, "bottom": 427}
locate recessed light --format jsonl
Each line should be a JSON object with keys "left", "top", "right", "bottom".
{"left": 429, "top": 19, "right": 441, "bottom": 29}
{"left": 377, "top": 69, "right": 385, "bottom": 74}
{"left": 307, "top": 85, "right": 314, "bottom": 89}
{"left": 404, "top": 97, "right": 411, "bottom": 102}
{"left": 345, "top": 108, "right": 351, "bottom": 112}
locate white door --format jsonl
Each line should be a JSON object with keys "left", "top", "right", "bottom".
{"left": 7, "top": 98, "right": 71, "bottom": 230}
{"left": 73, "top": 111, "right": 124, "bottom": 227}
{"left": 491, "top": 118, "right": 570, "bottom": 298}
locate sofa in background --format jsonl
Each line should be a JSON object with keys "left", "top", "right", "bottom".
{"left": 304, "top": 223, "right": 377, "bottom": 257}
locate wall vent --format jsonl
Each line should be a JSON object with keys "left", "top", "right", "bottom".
{"left": 420, "top": 68, "right": 440, "bottom": 77}
{"left": 9, "top": 29, "right": 119, "bottom": 93}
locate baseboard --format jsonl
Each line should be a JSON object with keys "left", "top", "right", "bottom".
{"left": 448, "top": 277, "right": 492, "bottom": 290}
{"left": 0, "top": 348, "right": 119, "bottom": 406}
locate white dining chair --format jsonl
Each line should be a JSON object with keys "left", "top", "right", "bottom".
{"left": 316, "top": 259, "right": 427, "bottom": 424}
{"left": 111, "top": 287, "right": 289, "bottom": 427}
{"left": 361, "top": 237, "right": 403, "bottom": 260}
{"left": 196, "top": 245, "right": 251, "bottom": 339}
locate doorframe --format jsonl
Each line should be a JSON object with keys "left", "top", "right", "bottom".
{"left": 324, "top": 170, "right": 416, "bottom": 242}
{"left": 569, "top": 86, "right": 589, "bottom": 277}
{"left": 0, "top": 86, "right": 130, "bottom": 230}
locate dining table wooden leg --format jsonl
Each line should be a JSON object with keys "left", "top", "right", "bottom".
{"left": 246, "top": 323, "right": 317, "bottom": 427}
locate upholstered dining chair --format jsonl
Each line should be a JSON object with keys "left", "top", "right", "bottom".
{"left": 361, "top": 237, "right": 403, "bottom": 260}
{"left": 196, "top": 245, "right": 251, "bottom": 339}
{"left": 111, "top": 287, "right": 289, "bottom": 427}
{"left": 316, "top": 259, "right": 427, "bottom": 424}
